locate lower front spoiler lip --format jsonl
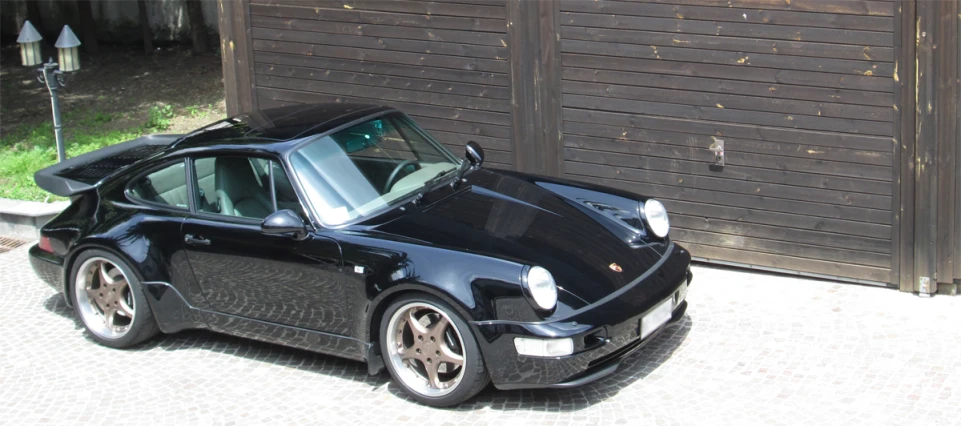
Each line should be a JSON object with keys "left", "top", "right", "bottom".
{"left": 493, "top": 300, "right": 688, "bottom": 390}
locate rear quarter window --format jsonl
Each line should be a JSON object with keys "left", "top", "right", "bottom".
{"left": 127, "top": 161, "right": 189, "bottom": 210}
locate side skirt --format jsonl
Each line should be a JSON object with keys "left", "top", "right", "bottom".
{"left": 142, "top": 282, "right": 371, "bottom": 365}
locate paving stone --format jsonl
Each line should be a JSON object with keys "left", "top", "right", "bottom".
{"left": 0, "top": 244, "right": 959, "bottom": 425}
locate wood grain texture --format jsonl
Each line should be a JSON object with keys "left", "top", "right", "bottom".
{"left": 914, "top": 0, "right": 937, "bottom": 293}
{"left": 628, "top": 0, "right": 895, "bottom": 17}
{"left": 247, "top": 0, "right": 512, "bottom": 166}
{"left": 218, "top": 0, "right": 257, "bottom": 115}
{"left": 560, "top": 0, "right": 897, "bottom": 283}
{"left": 560, "top": 0, "right": 893, "bottom": 31}
{"left": 507, "top": 0, "right": 563, "bottom": 176}
{"left": 933, "top": 0, "right": 958, "bottom": 286}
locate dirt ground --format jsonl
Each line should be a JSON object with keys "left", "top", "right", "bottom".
{"left": 0, "top": 43, "right": 226, "bottom": 139}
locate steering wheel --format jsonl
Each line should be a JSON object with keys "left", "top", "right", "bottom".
{"left": 384, "top": 159, "right": 422, "bottom": 193}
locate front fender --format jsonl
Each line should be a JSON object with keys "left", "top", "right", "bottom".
{"left": 334, "top": 233, "right": 531, "bottom": 344}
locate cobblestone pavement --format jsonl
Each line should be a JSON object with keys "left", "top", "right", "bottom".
{"left": 2, "top": 244, "right": 959, "bottom": 425}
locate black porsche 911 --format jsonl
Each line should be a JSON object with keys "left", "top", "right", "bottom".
{"left": 29, "top": 103, "right": 692, "bottom": 406}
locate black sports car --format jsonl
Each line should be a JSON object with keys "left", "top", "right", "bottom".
{"left": 29, "top": 104, "right": 692, "bottom": 406}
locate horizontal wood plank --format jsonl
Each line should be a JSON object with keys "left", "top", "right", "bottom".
{"left": 565, "top": 121, "right": 893, "bottom": 169}
{"left": 413, "top": 116, "right": 512, "bottom": 139}
{"left": 562, "top": 67, "right": 892, "bottom": 107}
{"left": 255, "top": 63, "right": 511, "bottom": 100}
{"left": 561, "top": 25, "right": 894, "bottom": 62}
{"left": 562, "top": 172, "right": 891, "bottom": 224}
{"left": 560, "top": 0, "right": 892, "bottom": 31}
{"left": 560, "top": 120, "right": 890, "bottom": 166}
{"left": 255, "top": 51, "right": 510, "bottom": 86}
{"left": 566, "top": 160, "right": 891, "bottom": 210}
{"left": 252, "top": 27, "right": 509, "bottom": 60}
{"left": 563, "top": 108, "right": 892, "bottom": 152}
{"left": 253, "top": 39, "right": 509, "bottom": 74}
{"left": 562, "top": 39, "right": 893, "bottom": 77}
{"left": 251, "top": 14, "right": 508, "bottom": 47}
{"left": 561, "top": 12, "right": 893, "bottom": 46}
{"left": 663, "top": 198, "right": 891, "bottom": 239}
{"left": 564, "top": 94, "right": 892, "bottom": 136}
{"left": 249, "top": 3, "right": 507, "bottom": 33}
{"left": 681, "top": 241, "right": 890, "bottom": 283}
{"left": 563, "top": 80, "right": 892, "bottom": 122}
{"left": 562, "top": 53, "right": 891, "bottom": 92}
{"left": 563, "top": 142, "right": 891, "bottom": 194}
{"left": 256, "top": 74, "right": 508, "bottom": 114}
{"left": 629, "top": 0, "right": 894, "bottom": 17}
{"left": 425, "top": 130, "right": 511, "bottom": 151}
{"left": 324, "top": 0, "right": 506, "bottom": 19}
{"left": 671, "top": 213, "right": 891, "bottom": 254}
{"left": 673, "top": 227, "right": 890, "bottom": 267}
{"left": 256, "top": 86, "right": 510, "bottom": 126}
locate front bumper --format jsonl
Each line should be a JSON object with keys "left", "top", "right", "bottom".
{"left": 474, "top": 242, "right": 692, "bottom": 390}
{"left": 29, "top": 244, "right": 64, "bottom": 293}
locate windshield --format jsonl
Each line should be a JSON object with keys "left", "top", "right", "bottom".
{"left": 289, "top": 113, "right": 460, "bottom": 226}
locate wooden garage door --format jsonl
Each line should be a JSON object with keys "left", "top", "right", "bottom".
{"left": 247, "top": 0, "right": 513, "bottom": 169}
{"left": 558, "top": 0, "right": 897, "bottom": 284}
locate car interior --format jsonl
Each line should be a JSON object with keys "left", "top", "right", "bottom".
{"left": 128, "top": 156, "right": 301, "bottom": 221}
{"left": 289, "top": 117, "right": 458, "bottom": 225}
{"left": 128, "top": 116, "right": 458, "bottom": 226}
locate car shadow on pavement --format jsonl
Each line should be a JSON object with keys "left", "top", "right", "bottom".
{"left": 387, "top": 315, "right": 694, "bottom": 411}
{"left": 44, "top": 292, "right": 690, "bottom": 410}
{"left": 42, "top": 294, "right": 389, "bottom": 387}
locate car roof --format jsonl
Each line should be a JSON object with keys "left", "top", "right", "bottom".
{"left": 168, "top": 103, "right": 395, "bottom": 154}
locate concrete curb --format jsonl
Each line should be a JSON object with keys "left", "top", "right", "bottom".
{"left": 0, "top": 198, "right": 69, "bottom": 241}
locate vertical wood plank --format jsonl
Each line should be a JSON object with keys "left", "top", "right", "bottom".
{"left": 895, "top": 0, "right": 917, "bottom": 292}
{"left": 935, "top": 0, "right": 959, "bottom": 287}
{"left": 218, "top": 0, "right": 256, "bottom": 116}
{"left": 956, "top": 10, "right": 961, "bottom": 285}
{"left": 913, "top": 0, "right": 938, "bottom": 294}
{"left": 507, "top": 0, "right": 563, "bottom": 176}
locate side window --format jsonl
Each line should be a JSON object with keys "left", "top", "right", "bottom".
{"left": 192, "top": 156, "right": 297, "bottom": 220}
{"left": 128, "top": 161, "right": 189, "bottom": 210}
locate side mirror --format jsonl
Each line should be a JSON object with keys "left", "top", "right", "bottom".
{"left": 465, "top": 141, "right": 485, "bottom": 167}
{"left": 261, "top": 209, "right": 308, "bottom": 240}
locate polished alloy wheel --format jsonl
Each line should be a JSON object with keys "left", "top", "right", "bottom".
{"left": 385, "top": 302, "right": 466, "bottom": 397}
{"left": 74, "top": 257, "right": 135, "bottom": 339}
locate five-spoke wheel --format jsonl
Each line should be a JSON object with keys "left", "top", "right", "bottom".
{"left": 75, "top": 257, "right": 135, "bottom": 338}
{"left": 70, "top": 250, "right": 158, "bottom": 348}
{"left": 380, "top": 295, "right": 489, "bottom": 406}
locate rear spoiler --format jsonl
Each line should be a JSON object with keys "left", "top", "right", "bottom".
{"left": 34, "top": 134, "right": 182, "bottom": 197}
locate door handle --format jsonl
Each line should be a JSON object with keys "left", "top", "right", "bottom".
{"left": 708, "top": 139, "right": 725, "bottom": 167}
{"left": 184, "top": 234, "right": 211, "bottom": 246}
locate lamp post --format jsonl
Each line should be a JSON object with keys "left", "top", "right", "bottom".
{"left": 17, "top": 22, "right": 82, "bottom": 163}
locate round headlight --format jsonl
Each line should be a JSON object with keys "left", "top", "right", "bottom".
{"left": 525, "top": 266, "right": 557, "bottom": 310}
{"left": 643, "top": 199, "right": 670, "bottom": 238}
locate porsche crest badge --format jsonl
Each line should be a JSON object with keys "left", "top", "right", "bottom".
{"left": 609, "top": 263, "right": 623, "bottom": 273}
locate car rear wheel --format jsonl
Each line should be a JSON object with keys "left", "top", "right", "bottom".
{"left": 70, "top": 249, "right": 159, "bottom": 348}
{"left": 380, "top": 294, "right": 489, "bottom": 406}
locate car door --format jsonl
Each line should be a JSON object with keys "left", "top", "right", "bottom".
{"left": 124, "top": 158, "right": 208, "bottom": 309}
{"left": 180, "top": 154, "right": 348, "bottom": 335}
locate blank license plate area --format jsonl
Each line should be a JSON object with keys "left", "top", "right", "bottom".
{"left": 640, "top": 299, "right": 673, "bottom": 339}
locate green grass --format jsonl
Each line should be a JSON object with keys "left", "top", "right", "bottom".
{"left": 0, "top": 113, "right": 145, "bottom": 202}
{"left": 1, "top": 102, "right": 223, "bottom": 202}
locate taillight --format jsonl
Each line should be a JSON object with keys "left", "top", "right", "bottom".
{"left": 38, "top": 236, "right": 53, "bottom": 253}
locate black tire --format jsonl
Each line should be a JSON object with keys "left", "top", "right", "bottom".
{"left": 69, "top": 249, "right": 160, "bottom": 348}
{"left": 379, "top": 293, "right": 490, "bottom": 407}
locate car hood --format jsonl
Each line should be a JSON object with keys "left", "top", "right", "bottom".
{"left": 373, "top": 168, "right": 671, "bottom": 304}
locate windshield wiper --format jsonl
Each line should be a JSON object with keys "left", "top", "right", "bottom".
{"left": 410, "top": 167, "right": 460, "bottom": 205}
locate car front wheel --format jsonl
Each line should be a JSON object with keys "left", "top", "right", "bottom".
{"left": 70, "top": 249, "right": 159, "bottom": 348}
{"left": 380, "top": 294, "right": 489, "bottom": 407}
